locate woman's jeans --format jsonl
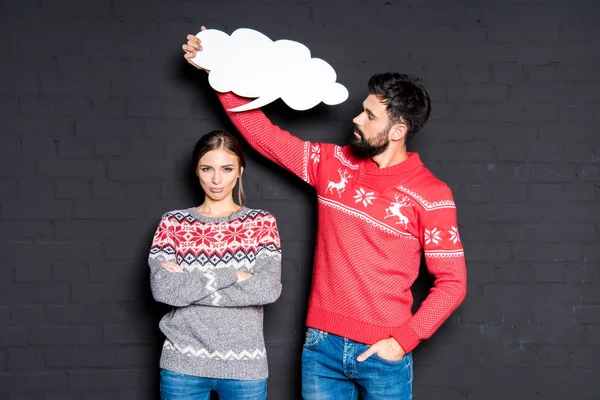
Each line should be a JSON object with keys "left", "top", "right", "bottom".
{"left": 160, "top": 369, "right": 267, "bottom": 400}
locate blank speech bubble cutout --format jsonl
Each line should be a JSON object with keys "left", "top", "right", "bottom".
{"left": 190, "top": 28, "right": 349, "bottom": 112}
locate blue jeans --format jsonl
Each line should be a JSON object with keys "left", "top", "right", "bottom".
{"left": 160, "top": 369, "right": 267, "bottom": 400}
{"left": 302, "top": 328, "right": 413, "bottom": 400}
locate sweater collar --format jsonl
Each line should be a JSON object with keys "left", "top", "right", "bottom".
{"left": 187, "top": 206, "right": 251, "bottom": 224}
{"left": 360, "top": 152, "right": 423, "bottom": 176}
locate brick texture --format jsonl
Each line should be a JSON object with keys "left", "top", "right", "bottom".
{"left": 1, "top": 0, "right": 599, "bottom": 398}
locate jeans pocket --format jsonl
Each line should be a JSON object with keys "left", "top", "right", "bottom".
{"left": 371, "top": 353, "right": 407, "bottom": 365}
{"left": 303, "top": 328, "right": 324, "bottom": 349}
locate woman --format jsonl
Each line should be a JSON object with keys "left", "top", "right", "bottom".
{"left": 148, "top": 130, "right": 282, "bottom": 400}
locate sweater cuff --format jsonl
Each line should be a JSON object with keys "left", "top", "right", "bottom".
{"left": 213, "top": 267, "right": 238, "bottom": 290}
{"left": 391, "top": 321, "right": 421, "bottom": 354}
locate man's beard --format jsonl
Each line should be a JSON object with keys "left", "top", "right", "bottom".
{"left": 350, "top": 124, "right": 391, "bottom": 159}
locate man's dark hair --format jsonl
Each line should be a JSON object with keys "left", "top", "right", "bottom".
{"left": 368, "top": 72, "right": 431, "bottom": 143}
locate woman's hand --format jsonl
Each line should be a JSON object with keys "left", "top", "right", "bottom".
{"left": 237, "top": 271, "right": 253, "bottom": 282}
{"left": 160, "top": 261, "right": 184, "bottom": 273}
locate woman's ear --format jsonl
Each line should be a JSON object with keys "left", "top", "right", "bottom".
{"left": 239, "top": 166, "right": 244, "bottom": 178}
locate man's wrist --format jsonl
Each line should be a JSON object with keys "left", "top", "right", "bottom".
{"left": 391, "top": 322, "right": 421, "bottom": 354}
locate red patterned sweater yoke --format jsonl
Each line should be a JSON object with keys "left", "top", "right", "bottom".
{"left": 217, "top": 92, "right": 467, "bottom": 353}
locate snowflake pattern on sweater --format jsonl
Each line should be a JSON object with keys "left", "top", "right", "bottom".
{"left": 150, "top": 208, "right": 280, "bottom": 272}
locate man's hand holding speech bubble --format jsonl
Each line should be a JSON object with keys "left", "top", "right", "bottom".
{"left": 183, "top": 27, "right": 349, "bottom": 112}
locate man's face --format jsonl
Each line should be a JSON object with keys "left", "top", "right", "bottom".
{"left": 350, "top": 94, "right": 393, "bottom": 158}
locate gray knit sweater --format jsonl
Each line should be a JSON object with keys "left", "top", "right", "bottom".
{"left": 148, "top": 207, "right": 282, "bottom": 380}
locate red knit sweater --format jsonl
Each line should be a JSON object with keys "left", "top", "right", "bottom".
{"left": 217, "top": 92, "right": 467, "bottom": 353}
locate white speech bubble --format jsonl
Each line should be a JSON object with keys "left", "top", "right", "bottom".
{"left": 190, "top": 28, "right": 349, "bottom": 112}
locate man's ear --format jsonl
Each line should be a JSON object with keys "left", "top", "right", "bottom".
{"left": 390, "top": 122, "right": 408, "bottom": 143}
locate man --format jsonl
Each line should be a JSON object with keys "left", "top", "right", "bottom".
{"left": 182, "top": 28, "right": 467, "bottom": 400}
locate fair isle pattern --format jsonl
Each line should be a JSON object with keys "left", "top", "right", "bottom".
{"left": 396, "top": 185, "right": 456, "bottom": 210}
{"left": 175, "top": 250, "right": 256, "bottom": 271}
{"left": 353, "top": 187, "right": 377, "bottom": 208}
{"left": 423, "top": 226, "right": 464, "bottom": 247}
{"left": 424, "top": 227, "right": 442, "bottom": 245}
{"left": 310, "top": 143, "right": 321, "bottom": 165}
{"left": 448, "top": 226, "right": 461, "bottom": 244}
{"left": 303, "top": 141, "right": 311, "bottom": 184}
{"left": 334, "top": 145, "right": 360, "bottom": 170}
{"left": 149, "top": 209, "right": 281, "bottom": 271}
{"left": 256, "top": 244, "right": 280, "bottom": 256}
{"left": 202, "top": 270, "right": 221, "bottom": 305}
{"left": 318, "top": 195, "right": 416, "bottom": 238}
{"left": 425, "top": 249, "right": 465, "bottom": 258}
{"left": 167, "top": 208, "right": 273, "bottom": 224}
{"left": 164, "top": 340, "right": 266, "bottom": 360}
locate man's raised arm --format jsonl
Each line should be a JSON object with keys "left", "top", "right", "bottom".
{"left": 183, "top": 29, "right": 328, "bottom": 187}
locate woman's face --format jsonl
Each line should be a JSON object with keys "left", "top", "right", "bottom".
{"left": 196, "top": 148, "right": 242, "bottom": 202}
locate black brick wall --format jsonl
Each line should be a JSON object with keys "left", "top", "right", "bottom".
{"left": 1, "top": 0, "right": 599, "bottom": 398}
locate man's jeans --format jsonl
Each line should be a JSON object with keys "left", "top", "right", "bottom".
{"left": 160, "top": 369, "right": 267, "bottom": 400}
{"left": 302, "top": 328, "right": 413, "bottom": 400}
